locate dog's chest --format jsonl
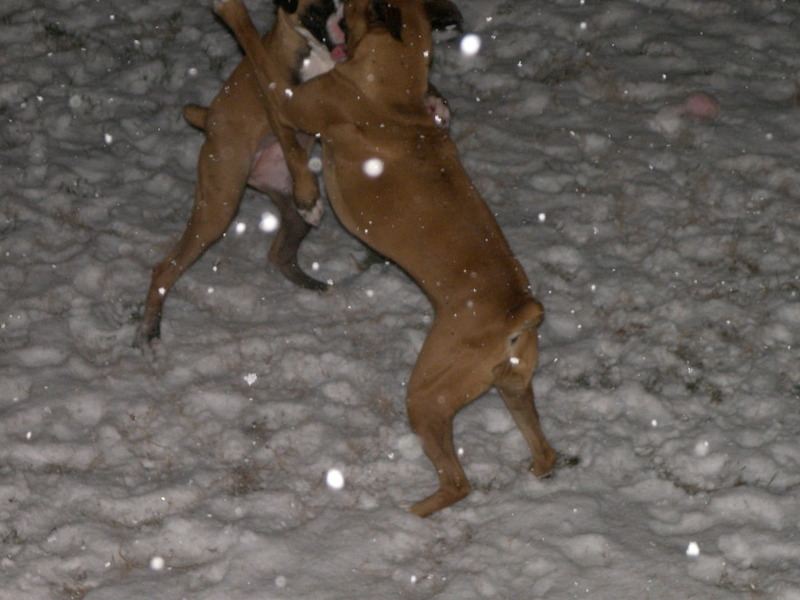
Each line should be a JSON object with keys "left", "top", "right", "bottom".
{"left": 295, "top": 28, "right": 335, "bottom": 82}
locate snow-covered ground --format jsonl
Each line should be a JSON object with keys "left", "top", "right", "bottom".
{"left": 2, "top": 0, "right": 799, "bottom": 597}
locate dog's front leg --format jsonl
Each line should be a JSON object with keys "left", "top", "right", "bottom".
{"left": 269, "top": 118, "right": 323, "bottom": 226}
{"left": 215, "top": 0, "right": 322, "bottom": 224}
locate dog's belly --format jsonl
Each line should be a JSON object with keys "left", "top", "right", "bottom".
{"left": 248, "top": 132, "right": 316, "bottom": 196}
{"left": 247, "top": 135, "right": 291, "bottom": 194}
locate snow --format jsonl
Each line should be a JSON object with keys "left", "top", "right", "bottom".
{"left": 1, "top": 0, "right": 799, "bottom": 598}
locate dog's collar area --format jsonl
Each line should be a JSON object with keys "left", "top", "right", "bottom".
{"left": 299, "top": 0, "right": 346, "bottom": 54}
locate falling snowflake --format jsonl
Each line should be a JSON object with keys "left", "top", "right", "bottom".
{"left": 362, "top": 158, "right": 384, "bottom": 177}
{"left": 149, "top": 556, "right": 165, "bottom": 571}
{"left": 460, "top": 34, "right": 481, "bottom": 56}
{"left": 308, "top": 156, "right": 322, "bottom": 173}
{"left": 259, "top": 212, "right": 279, "bottom": 233}
{"left": 326, "top": 468, "right": 345, "bottom": 490}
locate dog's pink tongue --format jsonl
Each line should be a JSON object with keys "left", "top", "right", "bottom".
{"left": 330, "top": 44, "right": 347, "bottom": 62}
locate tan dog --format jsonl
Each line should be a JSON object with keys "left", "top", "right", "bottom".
{"left": 136, "top": 0, "right": 460, "bottom": 347}
{"left": 215, "top": 0, "right": 556, "bottom": 517}
{"left": 135, "top": 0, "right": 347, "bottom": 347}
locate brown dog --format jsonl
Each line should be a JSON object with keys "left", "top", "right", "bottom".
{"left": 216, "top": 0, "right": 556, "bottom": 517}
{"left": 135, "top": 0, "right": 347, "bottom": 347}
{"left": 136, "top": 0, "right": 460, "bottom": 347}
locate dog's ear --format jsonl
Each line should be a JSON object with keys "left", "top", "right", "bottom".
{"left": 274, "top": 0, "right": 299, "bottom": 14}
{"left": 371, "top": 0, "right": 403, "bottom": 42}
{"left": 425, "top": 0, "right": 463, "bottom": 32}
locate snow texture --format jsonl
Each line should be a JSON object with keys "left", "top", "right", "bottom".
{"left": 1, "top": 0, "right": 799, "bottom": 598}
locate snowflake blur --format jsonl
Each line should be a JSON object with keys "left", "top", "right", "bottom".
{"left": 460, "top": 33, "right": 481, "bottom": 56}
{"left": 362, "top": 157, "right": 384, "bottom": 177}
{"left": 326, "top": 468, "right": 345, "bottom": 490}
{"left": 259, "top": 212, "right": 279, "bottom": 233}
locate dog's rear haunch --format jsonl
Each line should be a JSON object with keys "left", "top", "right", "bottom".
{"left": 216, "top": 0, "right": 556, "bottom": 517}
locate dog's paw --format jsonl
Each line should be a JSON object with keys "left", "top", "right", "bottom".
{"left": 300, "top": 199, "right": 324, "bottom": 226}
{"left": 293, "top": 175, "right": 321, "bottom": 209}
{"left": 132, "top": 328, "right": 163, "bottom": 365}
{"left": 133, "top": 323, "right": 156, "bottom": 350}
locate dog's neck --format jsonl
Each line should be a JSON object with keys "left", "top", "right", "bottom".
{"left": 346, "top": 28, "right": 432, "bottom": 110}
{"left": 294, "top": 26, "right": 337, "bottom": 80}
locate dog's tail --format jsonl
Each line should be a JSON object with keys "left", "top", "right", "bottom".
{"left": 510, "top": 298, "right": 545, "bottom": 330}
{"left": 182, "top": 104, "right": 208, "bottom": 131}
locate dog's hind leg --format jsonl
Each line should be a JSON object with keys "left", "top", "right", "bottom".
{"left": 405, "top": 309, "right": 555, "bottom": 516}
{"left": 180, "top": 102, "right": 326, "bottom": 292}
{"left": 404, "top": 327, "right": 496, "bottom": 517}
{"left": 266, "top": 191, "right": 329, "bottom": 291}
{"left": 491, "top": 321, "right": 556, "bottom": 478}
{"left": 407, "top": 388, "right": 472, "bottom": 518}
{"left": 135, "top": 136, "right": 250, "bottom": 347}
{"left": 496, "top": 382, "right": 556, "bottom": 478}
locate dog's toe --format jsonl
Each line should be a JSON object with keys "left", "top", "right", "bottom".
{"left": 300, "top": 200, "right": 324, "bottom": 226}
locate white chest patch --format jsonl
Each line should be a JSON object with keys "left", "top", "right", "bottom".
{"left": 295, "top": 27, "right": 336, "bottom": 82}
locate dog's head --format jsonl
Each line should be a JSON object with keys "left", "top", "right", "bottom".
{"left": 334, "top": 0, "right": 461, "bottom": 103}
{"left": 275, "top": 0, "right": 347, "bottom": 58}
{"left": 343, "top": 0, "right": 462, "bottom": 47}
